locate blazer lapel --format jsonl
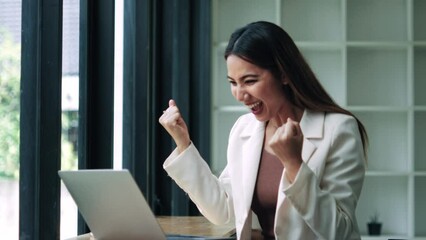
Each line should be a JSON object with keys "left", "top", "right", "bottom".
{"left": 240, "top": 119, "right": 265, "bottom": 211}
{"left": 299, "top": 110, "right": 324, "bottom": 163}
{"left": 236, "top": 110, "right": 324, "bottom": 212}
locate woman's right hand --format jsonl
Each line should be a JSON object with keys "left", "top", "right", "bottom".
{"left": 159, "top": 99, "right": 191, "bottom": 153}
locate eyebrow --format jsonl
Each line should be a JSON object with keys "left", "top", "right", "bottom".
{"left": 227, "top": 74, "right": 259, "bottom": 81}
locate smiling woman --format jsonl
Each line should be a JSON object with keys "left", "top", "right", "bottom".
{"left": 226, "top": 55, "right": 300, "bottom": 123}
{"left": 210, "top": 1, "right": 426, "bottom": 238}
{"left": 159, "top": 21, "right": 368, "bottom": 240}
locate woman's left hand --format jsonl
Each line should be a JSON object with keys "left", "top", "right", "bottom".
{"left": 268, "top": 118, "right": 304, "bottom": 181}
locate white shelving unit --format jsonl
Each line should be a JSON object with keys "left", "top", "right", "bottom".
{"left": 211, "top": 0, "right": 426, "bottom": 239}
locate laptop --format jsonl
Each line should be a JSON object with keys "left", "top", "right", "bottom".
{"left": 58, "top": 169, "right": 235, "bottom": 240}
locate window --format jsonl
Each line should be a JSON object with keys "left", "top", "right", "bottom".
{"left": 16, "top": 1, "right": 211, "bottom": 238}
{"left": 60, "top": 0, "right": 79, "bottom": 238}
{"left": 0, "top": 0, "right": 21, "bottom": 239}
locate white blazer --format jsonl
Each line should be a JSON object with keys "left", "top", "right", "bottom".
{"left": 163, "top": 110, "right": 365, "bottom": 240}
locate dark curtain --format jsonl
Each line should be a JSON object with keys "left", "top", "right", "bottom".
{"left": 122, "top": 0, "right": 212, "bottom": 216}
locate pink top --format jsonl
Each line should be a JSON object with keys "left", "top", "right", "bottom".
{"left": 251, "top": 149, "right": 284, "bottom": 240}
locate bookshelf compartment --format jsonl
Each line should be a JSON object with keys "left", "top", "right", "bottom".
{"left": 414, "top": 47, "right": 426, "bottom": 105}
{"left": 414, "top": 112, "right": 426, "bottom": 171}
{"left": 347, "top": 47, "right": 407, "bottom": 107}
{"left": 299, "top": 47, "right": 345, "bottom": 106}
{"left": 353, "top": 111, "right": 408, "bottom": 172}
{"left": 211, "top": 111, "right": 242, "bottom": 176}
{"left": 213, "top": 45, "right": 238, "bottom": 107}
{"left": 346, "top": 0, "right": 407, "bottom": 41}
{"left": 415, "top": 177, "right": 426, "bottom": 236}
{"left": 414, "top": 0, "right": 426, "bottom": 41}
{"left": 213, "top": 0, "right": 277, "bottom": 43}
{"left": 356, "top": 176, "right": 408, "bottom": 236}
{"left": 281, "top": 0, "right": 342, "bottom": 41}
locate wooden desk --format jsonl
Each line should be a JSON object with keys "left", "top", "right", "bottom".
{"left": 67, "top": 216, "right": 235, "bottom": 240}
{"left": 157, "top": 216, "right": 235, "bottom": 237}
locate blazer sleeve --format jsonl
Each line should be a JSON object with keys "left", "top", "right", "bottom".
{"left": 281, "top": 115, "right": 366, "bottom": 239}
{"left": 163, "top": 144, "right": 234, "bottom": 225}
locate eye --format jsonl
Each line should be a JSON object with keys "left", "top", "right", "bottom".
{"left": 228, "top": 79, "right": 237, "bottom": 86}
{"left": 245, "top": 79, "right": 257, "bottom": 85}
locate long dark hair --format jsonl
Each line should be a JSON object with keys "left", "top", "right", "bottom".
{"left": 224, "top": 21, "right": 368, "bottom": 157}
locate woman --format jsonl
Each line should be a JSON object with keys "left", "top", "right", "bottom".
{"left": 159, "top": 21, "right": 367, "bottom": 240}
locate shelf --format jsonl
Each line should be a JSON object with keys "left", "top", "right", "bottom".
{"left": 361, "top": 236, "right": 415, "bottom": 240}
{"left": 353, "top": 111, "right": 408, "bottom": 172}
{"left": 414, "top": 47, "right": 426, "bottom": 105}
{"left": 361, "top": 236, "right": 412, "bottom": 240}
{"left": 213, "top": 0, "right": 277, "bottom": 43}
{"left": 366, "top": 172, "right": 426, "bottom": 177}
{"left": 347, "top": 47, "right": 407, "bottom": 107}
{"left": 414, "top": 106, "right": 426, "bottom": 111}
{"left": 365, "top": 171, "right": 409, "bottom": 177}
{"left": 281, "top": 0, "right": 342, "bottom": 41}
{"left": 414, "top": 112, "right": 426, "bottom": 171}
{"left": 215, "top": 106, "right": 415, "bottom": 113}
{"left": 415, "top": 177, "right": 426, "bottom": 236}
{"left": 356, "top": 176, "right": 408, "bottom": 236}
{"left": 346, "top": 106, "right": 410, "bottom": 112}
{"left": 295, "top": 41, "right": 344, "bottom": 49}
{"left": 346, "top": 0, "right": 407, "bottom": 41}
{"left": 414, "top": 0, "right": 426, "bottom": 41}
{"left": 346, "top": 42, "right": 409, "bottom": 48}
{"left": 214, "top": 106, "right": 247, "bottom": 113}
{"left": 298, "top": 48, "right": 344, "bottom": 106}
{"left": 414, "top": 42, "right": 426, "bottom": 47}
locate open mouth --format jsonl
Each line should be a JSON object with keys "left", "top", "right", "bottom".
{"left": 247, "top": 101, "right": 262, "bottom": 113}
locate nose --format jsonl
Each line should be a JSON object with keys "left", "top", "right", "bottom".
{"left": 234, "top": 86, "right": 246, "bottom": 102}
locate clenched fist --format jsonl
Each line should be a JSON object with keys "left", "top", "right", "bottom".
{"left": 268, "top": 117, "right": 303, "bottom": 182}
{"left": 159, "top": 99, "right": 191, "bottom": 153}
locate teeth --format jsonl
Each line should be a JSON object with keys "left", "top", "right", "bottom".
{"left": 247, "top": 102, "right": 261, "bottom": 109}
